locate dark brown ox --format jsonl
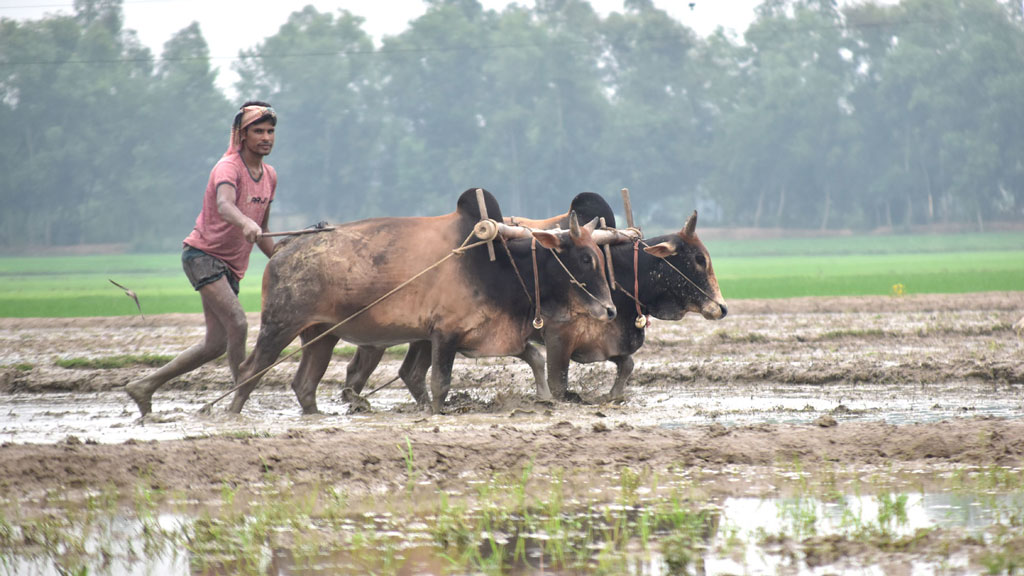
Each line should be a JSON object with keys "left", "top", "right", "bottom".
{"left": 541, "top": 208, "right": 727, "bottom": 400}
{"left": 227, "top": 188, "right": 615, "bottom": 414}
{"left": 508, "top": 193, "right": 728, "bottom": 400}
{"left": 345, "top": 193, "right": 726, "bottom": 404}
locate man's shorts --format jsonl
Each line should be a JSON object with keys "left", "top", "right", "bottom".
{"left": 182, "top": 245, "right": 240, "bottom": 295}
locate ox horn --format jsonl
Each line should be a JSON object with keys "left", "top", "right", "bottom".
{"left": 682, "top": 210, "right": 697, "bottom": 238}
{"left": 569, "top": 210, "right": 581, "bottom": 239}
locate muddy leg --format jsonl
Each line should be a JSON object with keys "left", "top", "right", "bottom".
{"left": 344, "top": 346, "right": 386, "bottom": 404}
{"left": 226, "top": 324, "right": 298, "bottom": 414}
{"left": 126, "top": 277, "right": 242, "bottom": 416}
{"left": 544, "top": 338, "right": 573, "bottom": 402}
{"left": 399, "top": 341, "right": 432, "bottom": 406}
{"left": 515, "top": 342, "right": 552, "bottom": 403}
{"left": 606, "top": 354, "right": 634, "bottom": 403}
{"left": 291, "top": 328, "right": 340, "bottom": 414}
{"left": 429, "top": 336, "right": 458, "bottom": 414}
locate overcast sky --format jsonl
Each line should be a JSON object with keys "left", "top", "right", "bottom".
{"left": 2, "top": 0, "right": 758, "bottom": 98}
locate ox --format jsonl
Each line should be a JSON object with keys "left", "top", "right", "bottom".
{"left": 226, "top": 188, "right": 616, "bottom": 415}
{"left": 542, "top": 207, "right": 727, "bottom": 400}
{"left": 343, "top": 193, "right": 726, "bottom": 404}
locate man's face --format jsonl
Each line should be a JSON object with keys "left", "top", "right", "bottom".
{"left": 242, "top": 120, "right": 275, "bottom": 157}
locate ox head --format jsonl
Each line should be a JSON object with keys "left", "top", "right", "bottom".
{"left": 641, "top": 211, "right": 727, "bottom": 321}
{"left": 532, "top": 211, "right": 616, "bottom": 322}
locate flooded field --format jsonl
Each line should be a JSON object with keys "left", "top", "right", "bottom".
{"left": 1, "top": 292, "right": 1023, "bottom": 574}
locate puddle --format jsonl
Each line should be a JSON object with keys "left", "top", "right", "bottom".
{"left": 4, "top": 488, "right": 1020, "bottom": 575}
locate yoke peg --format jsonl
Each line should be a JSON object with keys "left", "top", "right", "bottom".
{"left": 475, "top": 188, "right": 496, "bottom": 261}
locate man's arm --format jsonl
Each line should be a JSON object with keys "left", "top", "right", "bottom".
{"left": 256, "top": 206, "right": 275, "bottom": 258}
{"left": 215, "top": 183, "right": 263, "bottom": 243}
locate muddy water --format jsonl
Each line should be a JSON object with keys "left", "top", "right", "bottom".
{"left": 1, "top": 293, "right": 1023, "bottom": 575}
{"left": 1, "top": 293, "right": 1022, "bottom": 444}
{"left": 1, "top": 376, "right": 1019, "bottom": 445}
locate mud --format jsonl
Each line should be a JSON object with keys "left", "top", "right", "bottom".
{"left": 1, "top": 292, "right": 1023, "bottom": 505}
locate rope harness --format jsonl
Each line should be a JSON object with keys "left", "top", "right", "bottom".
{"left": 500, "top": 228, "right": 610, "bottom": 331}
{"left": 639, "top": 239, "right": 721, "bottom": 304}
{"left": 610, "top": 238, "right": 723, "bottom": 331}
{"left": 531, "top": 237, "right": 544, "bottom": 329}
{"left": 632, "top": 240, "right": 649, "bottom": 329}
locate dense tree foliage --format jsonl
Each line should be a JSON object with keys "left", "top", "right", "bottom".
{"left": 1, "top": 0, "right": 1021, "bottom": 249}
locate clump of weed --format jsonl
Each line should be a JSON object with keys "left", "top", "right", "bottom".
{"left": 55, "top": 354, "right": 172, "bottom": 369}
{"left": 714, "top": 330, "right": 769, "bottom": 343}
{"left": 329, "top": 344, "right": 408, "bottom": 358}
{"left": 819, "top": 328, "right": 887, "bottom": 340}
{"left": 219, "top": 429, "right": 271, "bottom": 440}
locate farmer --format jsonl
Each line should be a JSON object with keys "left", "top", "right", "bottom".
{"left": 126, "top": 101, "right": 278, "bottom": 417}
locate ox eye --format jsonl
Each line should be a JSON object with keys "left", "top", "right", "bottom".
{"left": 695, "top": 254, "right": 707, "bottom": 268}
{"left": 581, "top": 253, "right": 593, "bottom": 267}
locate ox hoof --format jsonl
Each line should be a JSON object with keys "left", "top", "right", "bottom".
{"left": 346, "top": 396, "right": 372, "bottom": 414}
{"left": 598, "top": 393, "right": 626, "bottom": 405}
{"left": 535, "top": 395, "right": 555, "bottom": 408}
{"left": 563, "top": 390, "right": 586, "bottom": 405}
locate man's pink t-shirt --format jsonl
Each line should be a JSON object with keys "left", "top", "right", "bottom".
{"left": 183, "top": 151, "right": 277, "bottom": 281}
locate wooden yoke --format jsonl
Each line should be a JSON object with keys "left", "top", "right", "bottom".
{"left": 473, "top": 218, "right": 641, "bottom": 245}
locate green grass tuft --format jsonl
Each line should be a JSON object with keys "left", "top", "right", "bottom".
{"left": 55, "top": 354, "right": 174, "bottom": 369}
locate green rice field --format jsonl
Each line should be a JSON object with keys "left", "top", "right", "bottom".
{"left": 0, "top": 231, "right": 1021, "bottom": 318}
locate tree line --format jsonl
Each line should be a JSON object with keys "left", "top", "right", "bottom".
{"left": 1, "top": 0, "right": 1022, "bottom": 250}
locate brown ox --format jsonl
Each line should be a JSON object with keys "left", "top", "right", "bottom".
{"left": 227, "top": 188, "right": 616, "bottom": 414}
{"left": 345, "top": 193, "right": 726, "bottom": 404}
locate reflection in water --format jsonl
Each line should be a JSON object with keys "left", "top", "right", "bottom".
{"left": 5, "top": 490, "right": 1021, "bottom": 575}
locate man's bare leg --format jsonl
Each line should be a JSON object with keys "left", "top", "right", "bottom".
{"left": 126, "top": 277, "right": 246, "bottom": 416}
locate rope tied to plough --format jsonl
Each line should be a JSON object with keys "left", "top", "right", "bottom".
{"left": 198, "top": 230, "right": 492, "bottom": 413}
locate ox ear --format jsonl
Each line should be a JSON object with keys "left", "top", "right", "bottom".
{"left": 569, "top": 210, "right": 581, "bottom": 239}
{"left": 644, "top": 241, "right": 677, "bottom": 258}
{"left": 533, "top": 230, "right": 563, "bottom": 251}
{"left": 681, "top": 210, "right": 697, "bottom": 238}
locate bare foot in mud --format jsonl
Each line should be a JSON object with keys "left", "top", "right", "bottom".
{"left": 125, "top": 380, "right": 154, "bottom": 417}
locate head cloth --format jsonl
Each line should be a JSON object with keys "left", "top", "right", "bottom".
{"left": 225, "top": 105, "right": 276, "bottom": 156}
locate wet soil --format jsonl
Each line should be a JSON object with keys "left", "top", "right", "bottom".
{"left": 1, "top": 292, "right": 1023, "bottom": 505}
